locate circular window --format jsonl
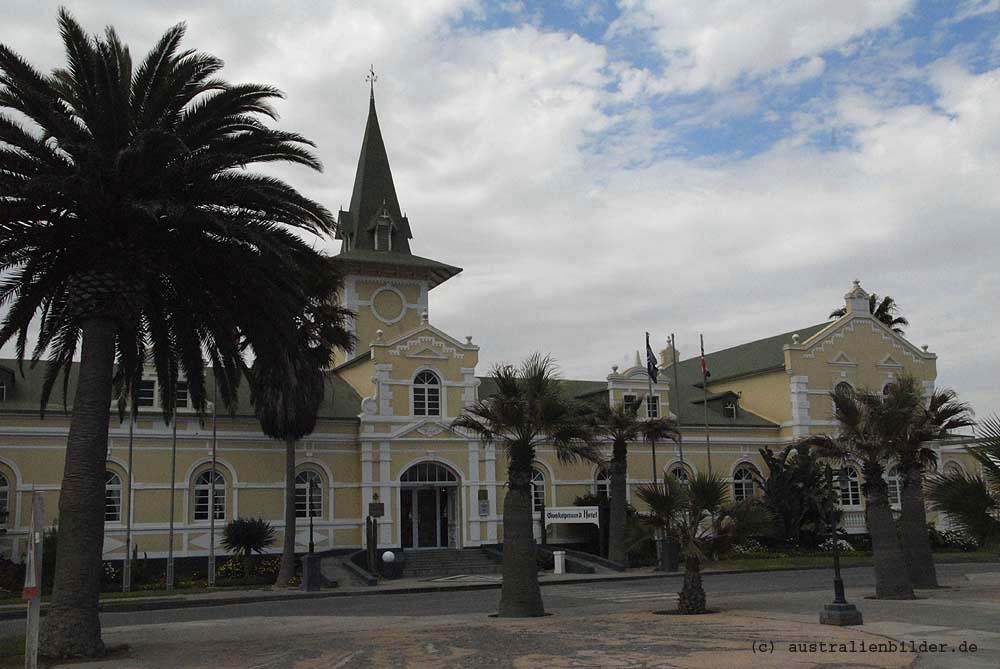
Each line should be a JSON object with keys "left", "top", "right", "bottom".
{"left": 371, "top": 286, "right": 406, "bottom": 324}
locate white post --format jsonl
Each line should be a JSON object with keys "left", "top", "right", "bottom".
{"left": 23, "top": 493, "right": 45, "bottom": 669}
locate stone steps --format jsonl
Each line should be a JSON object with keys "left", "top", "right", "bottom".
{"left": 401, "top": 548, "right": 501, "bottom": 577}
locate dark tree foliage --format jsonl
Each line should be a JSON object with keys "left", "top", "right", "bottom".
{"left": 829, "top": 293, "right": 909, "bottom": 334}
{"left": 755, "top": 443, "right": 829, "bottom": 546}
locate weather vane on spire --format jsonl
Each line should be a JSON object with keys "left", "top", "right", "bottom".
{"left": 366, "top": 64, "right": 378, "bottom": 97}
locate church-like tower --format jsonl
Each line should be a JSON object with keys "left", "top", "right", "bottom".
{"left": 333, "top": 88, "right": 461, "bottom": 354}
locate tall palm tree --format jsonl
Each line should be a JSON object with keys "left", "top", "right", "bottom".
{"left": 453, "top": 354, "right": 598, "bottom": 617}
{"left": 591, "top": 398, "right": 678, "bottom": 564}
{"left": 887, "top": 375, "right": 974, "bottom": 588}
{"left": 636, "top": 473, "right": 768, "bottom": 613}
{"left": 0, "top": 12, "right": 334, "bottom": 656}
{"left": 927, "top": 415, "right": 1000, "bottom": 547}
{"left": 829, "top": 293, "right": 909, "bottom": 334}
{"left": 248, "top": 265, "right": 354, "bottom": 587}
{"left": 801, "top": 386, "right": 916, "bottom": 599}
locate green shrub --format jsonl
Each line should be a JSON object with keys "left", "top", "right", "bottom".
{"left": 222, "top": 517, "right": 276, "bottom": 576}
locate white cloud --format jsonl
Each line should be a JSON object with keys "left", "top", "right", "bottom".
{"left": 609, "top": 0, "right": 913, "bottom": 92}
{"left": 947, "top": 0, "right": 1000, "bottom": 24}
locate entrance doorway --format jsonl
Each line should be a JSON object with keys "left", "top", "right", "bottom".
{"left": 399, "top": 462, "right": 460, "bottom": 549}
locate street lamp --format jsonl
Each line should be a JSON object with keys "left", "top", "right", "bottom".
{"left": 308, "top": 478, "right": 318, "bottom": 555}
{"left": 820, "top": 464, "right": 863, "bottom": 626}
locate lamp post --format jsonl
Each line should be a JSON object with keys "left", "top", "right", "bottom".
{"left": 820, "top": 464, "right": 863, "bottom": 626}
{"left": 308, "top": 478, "right": 317, "bottom": 554}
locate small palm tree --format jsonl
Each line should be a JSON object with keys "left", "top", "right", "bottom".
{"left": 927, "top": 415, "right": 1000, "bottom": 546}
{"left": 453, "top": 354, "right": 598, "bottom": 617}
{"left": 888, "top": 375, "right": 973, "bottom": 588}
{"left": 590, "top": 398, "right": 679, "bottom": 564}
{"left": 830, "top": 293, "right": 909, "bottom": 334}
{"left": 637, "top": 473, "right": 768, "bottom": 613}
{"left": 249, "top": 265, "right": 354, "bottom": 586}
{"left": 801, "top": 386, "right": 915, "bottom": 599}
{"left": 222, "top": 517, "right": 277, "bottom": 577}
{"left": 0, "top": 11, "right": 334, "bottom": 656}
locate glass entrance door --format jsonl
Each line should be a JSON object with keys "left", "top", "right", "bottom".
{"left": 417, "top": 488, "right": 438, "bottom": 547}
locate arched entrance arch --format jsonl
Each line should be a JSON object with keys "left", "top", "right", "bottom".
{"left": 399, "top": 461, "right": 462, "bottom": 549}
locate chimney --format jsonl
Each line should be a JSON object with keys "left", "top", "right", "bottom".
{"left": 843, "top": 279, "right": 870, "bottom": 316}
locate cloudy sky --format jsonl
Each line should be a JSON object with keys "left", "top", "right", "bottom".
{"left": 4, "top": 1, "right": 999, "bottom": 416}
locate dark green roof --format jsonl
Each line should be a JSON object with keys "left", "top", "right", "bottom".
{"left": 336, "top": 92, "right": 412, "bottom": 253}
{"left": 0, "top": 359, "right": 361, "bottom": 420}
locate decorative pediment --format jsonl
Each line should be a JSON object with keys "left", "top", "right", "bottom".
{"left": 389, "top": 334, "right": 464, "bottom": 360}
{"left": 877, "top": 354, "right": 904, "bottom": 368}
{"left": 395, "top": 420, "right": 462, "bottom": 440}
{"left": 829, "top": 352, "right": 857, "bottom": 366}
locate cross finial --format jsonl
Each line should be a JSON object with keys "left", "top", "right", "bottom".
{"left": 366, "top": 64, "right": 378, "bottom": 98}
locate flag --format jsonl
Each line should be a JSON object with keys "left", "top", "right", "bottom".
{"left": 700, "top": 337, "right": 711, "bottom": 379}
{"left": 645, "top": 332, "right": 658, "bottom": 383}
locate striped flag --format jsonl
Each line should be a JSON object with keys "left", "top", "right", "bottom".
{"left": 645, "top": 332, "right": 658, "bottom": 383}
{"left": 700, "top": 337, "right": 711, "bottom": 379}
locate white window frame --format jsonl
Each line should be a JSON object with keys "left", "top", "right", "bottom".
{"left": 295, "top": 470, "right": 324, "bottom": 519}
{"left": 105, "top": 471, "right": 122, "bottom": 523}
{"left": 0, "top": 473, "right": 9, "bottom": 527}
{"left": 134, "top": 377, "right": 190, "bottom": 411}
{"left": 646, "top": 395, "right": 659, "bottom": 418}
{"left": 413, "top": 370, "right": 442, "bottom": 417}
{"left": 531, "top": 468, "right": 546, "bottom": 513}
{"left": 669, "top": 465, "right": 690, "bottom": 484}
{"left": 193, "top": 470, "right": 226, "bottom": 522}
{"left": 732, "top": 465, "right": 756, "bottom": 502}
{"left": 594, "top": 467, "right": 610, "bottom": 499}
{"left": 886, "top": 465, "right": 901, "bottom": 507}
{"left": 623, "top": 393, "right": 639, "bottom": 414}
{"left": 840, "top": 466, "right": 862, "bottom": 507}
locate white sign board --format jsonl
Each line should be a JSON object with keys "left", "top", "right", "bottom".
{"left": 543, "top": 506, "right": 599, "bottom": 527}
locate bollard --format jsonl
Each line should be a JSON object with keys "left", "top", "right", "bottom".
{"left": 300, "top": 553, "right": 323, "bottom": 592}
{"left": 554, "top": 550, "right": 566, "bottom": 575}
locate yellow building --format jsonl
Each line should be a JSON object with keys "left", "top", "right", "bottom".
{"left": 0, "top": 93, "right": 981, "bottom": 563}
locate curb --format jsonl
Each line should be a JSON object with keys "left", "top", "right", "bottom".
{"left": 1, "top": 559, "right": 991, "bottom": 620}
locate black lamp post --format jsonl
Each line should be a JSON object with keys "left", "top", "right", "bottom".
{"left": 308, "top": 479, "right": 317, "bottom": 555}
{"left": 820, "top": 465, "right": 863, "bottom": 626}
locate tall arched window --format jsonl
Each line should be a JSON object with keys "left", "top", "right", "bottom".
{"left": 883, "top": 382, "right": 896, "bottom": 397}
{"left": 732, "top": 465, "right": 757, "bottom": 502}
{"left": 295, "top": 470, "right": 323, "bottom": 518}
{"left": 105, "top": 471, "right": 122, "bottom": 523}
{"left": 594, "top": 467, "right": 610, "bottom": 499}
{"left": 0, "top": 473, "right": 10, "bottom": 526}
{"left": 413, "top": 371, "right": 441, "bottom": 416}
{"left": 886, "top": 466, "right": 902, "bottom": 506}
{"left": 840, "top": 466, "right": 862, "bottom": 506}
{"left": 194, "top": 470, "right": 226, "bottom": 521}
{"left": 834, "top": 382, "right": 855, "bottom": 399}
{"left": 530, "top": 468, "right": 546, "bottom": 513}
{"left": 669, "top": 465, "right": 690, "bottom": 484}
{"left": 944, "top": 461, "right": 965, "bottom": 477}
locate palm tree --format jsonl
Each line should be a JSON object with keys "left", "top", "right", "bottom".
{"left": 453, "top": 354, "right": 598, "bottom": 617}
{"left": 637, "top": 473, "right": 768, "bottom": 613}
{"left": 887, "top": 375, "right": 973, "bottom": 588}
{"left": 0, "top": 12, "right": 335, "bottom": 656}
{"left": 927, "top": 415, "right": 1000, "bottom": 547}
{"left": 591, "top": 399, "right": 678, "bottom": 564}
{"left": 829, "top": 293, "right": 909, "bottom": 334}
{"left": 754, "top": 443, "right": 828, "bottom": 545}
{"left": 221, "top": 517, "right": 277, "bottom": 577}
{"left": 248, "top": 265, "right": 354, "bottom": 587}
{"left": 801, "top": 386, "right": 915, "bottom": 599}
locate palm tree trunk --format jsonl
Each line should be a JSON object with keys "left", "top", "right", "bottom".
{"left": 865, "top": 483, "right": 915, "bottom": 599}
{"left": 498, "top": 468, "right": 544, "bottom": 617}
{"left": 677, "top": 555, "right": 706, "bottom": 614}
{"left": 900, "top": 464, "right": 938, "bottom": 588}
{"left": 276, "top": 437, "right": 297, "bottom": 587}
{"left": 608, "top": 439, "right": 627, "bottom": 565}
{"left": 40, "top": 318, "right": 117, "bottom": 658}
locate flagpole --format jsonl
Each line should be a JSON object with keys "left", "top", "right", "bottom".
{"left": 670, "top": 333, "right": 684, "bottom": 468}
{"left": 646, "top": 332, "right": 657, "bottom": 483}
{"left": 700, "top": 334, "right": 713, "bottom": 477}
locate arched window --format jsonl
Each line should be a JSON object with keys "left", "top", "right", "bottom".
{"left": 732, "top": 465, "right": 757, "bottom": 502}
{"left": 105, "top": 471, "right": 122, "bottom": 523}
{"left": 295, "top": 470, "right": 323, "bottom": 518}
{"left": 883, "top": 382, "right": 896, "bottom": 397}
{"left": 413, "top": 371, "right": 441, "bottom": 417}
{"left": 594, "top": 467, "right": 610, "bottom": 499}
{"left": 886, "top": 466, "right": 901, "bottom": 506}
{"left": 840, "top": 466, "right": 862, "bottom": 506}
{"left": 194, "top": 470, "right": 226, "bottom": 521}
{"left": 944, "top": 461, "right": 965, "bottom": 477}
{"left": 530, "top": 468, "right": 546, "bottom": 513}
{"left": 401, "top": 462, "right": 457, "bottom": 483}
{"left": 834, "top": 382, "right": 855, "bottom": 399}
{"left": 0, "top": 473, "right": 10, "bottom": 526}
{"left": 669, "top": 465, "right": 690, "bottom": 484}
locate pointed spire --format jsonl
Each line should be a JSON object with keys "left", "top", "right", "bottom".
{"left": 336, "top": 71, "right": 413, "bottom": 253}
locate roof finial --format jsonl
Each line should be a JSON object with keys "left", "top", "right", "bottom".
{"left": 366, "top": 64, "right": 378, "bottom": 99}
